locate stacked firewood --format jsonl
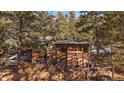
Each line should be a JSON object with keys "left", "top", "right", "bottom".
{"left": 0, "top": 70, "right": 14, "bottom": 81}
{"left": 0, "top": 62, "right": 114, "bottom": 81}
{"left": 0, "top": 63, "right": 82, "bottom": 81}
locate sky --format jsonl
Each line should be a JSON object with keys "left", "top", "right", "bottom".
{"left": 48, "top": 11, "right": 80, "bottom": 17}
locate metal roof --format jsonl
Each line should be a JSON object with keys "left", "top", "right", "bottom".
{"left": 53, "top": 40, "right": 91, "bottom": 45}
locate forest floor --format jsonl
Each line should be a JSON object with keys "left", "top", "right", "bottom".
{"left": 0, "top": 62, "right": 124, "bottom": 81}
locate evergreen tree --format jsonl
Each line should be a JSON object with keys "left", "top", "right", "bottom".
{"left": 55, "top": 12, "right": 68, "bottom": 39}
{"left": 67, "top": 11, "right": 78, "bottom": 40}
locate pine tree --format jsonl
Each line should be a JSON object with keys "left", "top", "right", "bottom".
{"left": 54, "top": 12, "right": 68, "bottom": 39}
{"left": 67, "top": 11, "right": 78, "bottom": 40}
{"left": 0, "top": 11, "right": 37, "bottom": 63}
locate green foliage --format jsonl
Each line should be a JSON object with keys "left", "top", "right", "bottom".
{"left": 77, "top": 11, "right": 124, "bottom": 66}
{"left": 0, "top": 11, "right": 123, "bottom": 66}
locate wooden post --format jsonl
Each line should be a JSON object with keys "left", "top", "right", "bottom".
{"left": 81, "top": 46, "right": 85, "bottom": 80}
{"left": 55, "top": 46, "right": 57, "bottom": 64}
{"left": 82, "top": 67, "right": 85, "bottom": 80}
{"left": 87, "top": 44, "right": 91, "bottom": 80}
{"left": 46, "top": 48, "right": 48, "bottom": 69}
{"left": 44, "top": 46, "right": 48, "bottom": 69}
{"left": 111, "top": 44, "right": 115, "bottom": 80}
{"left": 65, "top": 46, "right": 68, "bottom": 72}
{"left": 112, "top": 65, "right": 115, "bottom": 80}
{"left": 87, "top": 62, "right": 90, "bottom": 80}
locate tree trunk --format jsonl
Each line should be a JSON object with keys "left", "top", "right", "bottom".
{"left": 44, "top": 48, "right": 48, "bottom": 69}
{"left": 17, "top": 47, "right": 21, "bottom": 64}
{"left": 17, "top": 16, "right": 23, "bottom": 64}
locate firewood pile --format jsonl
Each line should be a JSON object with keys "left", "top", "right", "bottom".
{"left": 89, "top": 68, "right": 112, "bottom": 81}
{"left": 0, "top": 52, "right": 115, "bottom": 81}
{"left": 0, "top": 61, "right": 114, "bottom": 81}
{"left": 0, "top": 62, "right": 84, "bottom": 81}
{"left": 56, "top": 47, "right": 85, "bottom": 69}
